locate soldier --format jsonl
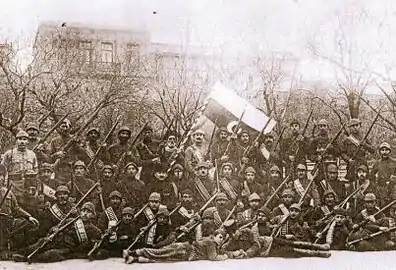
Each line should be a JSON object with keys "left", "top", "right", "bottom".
{"left": 185, "top": 130, "right": 207, "bottom": 175}
{"left": 38, "top": 163, "right": 59, "bottom": 203}
{"left": 108, "top": 126, "right": 132, "bottom": 166}
{"left": 310, "top": 190, "right": 339, "bottom": 231}
{"left": 119, "top": 162, "right": 146, "bottom": 207}
{"left": 0, "top": 184, "right": 40, "bottom": 259}
{"left": 26, "top": 122, "right": 50, "bottom": 164}
{"left": 172, "top": 189, "right": 197, "bottom": 230}
{"left": 142, "top": 206, "right": 176, "bottom": 248}
{"left": 98, "top": 190, "right": 123, "bottom": 231}
{"left": 237, "top": 193, "right": 261, "bottom": 226}
{"left": 191, "top": 161, "right": 216, "bottom": 206}
{"left": 210, "top": 126, "right": 230, "bottom": 165}
{"left": 350, "top": 164, "right": 377, "bottom": 214}
{"left": 349, "top": 193, "right": 393, "bottom": 251}
{"left": 317, "top": 164, "right": 348, "bottom": 201}
{"left": 238, "top": 129, "right": 251, "bottom": 151}
{"left": 134, "top": 125, "right": 161, "bottom": 185}
{"left": 170, "top": 163, "right": 188, "bottom": 191}
{"left": 251, "top": 205, "right": 273, "bottom": 239}
{"left": 195, "top": 208, "right": 217, "bottom": 241}
{"left": 309, "top": 119, "right": 338, "bottom": 164}
{"left": 341, "top": 118, "right": 375, "bottom": 183}
{"left": 146, "top": 163, "right": 178, "bottom": 208}
{"left": 47, "top": 118, "right": 84, "bottom": 184}
{"left": 280, "top": 119, "right": 309, "bottom": 178}
{"left": 288, "top": 164, "right": 320, "bottom": 209}
{"left": 262, "top": 165, "right": 283, "bottom": 209}
{"left": 222, "top": 219, "right": 260, "bottom": 259}
{"left": 67, "top": 161, "right": 96, "bottom": 202}
{"left": 239, "top": 166, "right": 264, "bottom": 206}
{"left": 157, "top": 131, "right": 183, "bottom": 165}
{"left": 207, "top": 192, "right": 234, "bottom": 228}
{"left": 2, "top": 130, "right": 39, "bottom": 197}
{"left": 125, "top": 228, "right": 228, "bottom": 264}
{"left": 372, "top": 142, "right": 396, "bottom": 207}
{"left": 257, "top": 132, "right": 282, "bottom": 173}
{"left": 136, "top": 192, "right": 163, "bottom": 229}
{"left": 98, "top": 165, "right": 118, "bottom": 202}
{"left": 271, "top": 189, "right": 295, "bottom": 217}
{"left": 13, "top": 201, "right": 101, "bottom": 262}
{"left": 82, "top": 127, "right": 110, "bottom": 170}
{"left": 217, "top": 162, "right": 242, "bottom": 207}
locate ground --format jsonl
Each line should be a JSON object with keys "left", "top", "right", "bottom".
{"left": 0, "top": 251, "right": 396, "bottom": 270}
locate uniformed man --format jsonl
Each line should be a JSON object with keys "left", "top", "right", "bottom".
{"left": 191, "top": 161, "right": 216, "bottom": 207}
{"left": 271, "top": 189, "right": 295, "bottom": 217}
{"left": 136, "top": 192, "right": 163, "bottom": 230}
{"left": 134, "top": 125, "right": 161, "bottom": 185}
{"left": 317, "top": 164, "right": 348, "bottom": 202}
{"left": 239, "top": 166, "right": 264, "bottom": 206}
{"left": 157, "top": 131, "right": 183, "bottom": 165}
{"left": 82, "top": 127, "right": 110, "bottom": 171}
{"left": 38, "top": 163, "right": 59, "bottom": 203}
{"left": 206, "top": 192, "right": 234, "bottom": 228}
{"left": 309, "top": 119, "right": 338, "bottom": 164}
{"left": 108, "top": 126, "right": 132, "bottom": 166}
{"left": 2, "top": 130, "right": 39, "bottom": 197}
{"left": 210, "top": 127, "right": 231, "bottom": 166}
{"left": 262, "top": 165, "right": 283, "bottom": 209}
{"left": 172, "top": 189, "right": 197, "bottom": 230}
{"left": 217, "top": 162, "right": 241, "bottom": 206}
{"left": 67, "top": 161, "right": 96, "bottom": 202}
{"left": 142, "top": 206, "right": 176, "bottom": 248}
{"left": 119, "top": 162, "right": 146, "bottom": 207}
{"left": 237, "top": 193, "right": 261, "bottom": 226}
{"left": 350, "top": 164, "right": 377, "bottom": 214}
{"left": 98, "top": 165, "right": 118, "bottom": 202}
{"left": 26, "top": 122, "right": 50, "bottom": 164}
{"left": 185, "top": 129, "right": 207, "bottom": 175}
{"left": 98, "top": 190, "right": 123, "bottom": 231}
{"left": 288, "top": 164, "right": 320, "bottom": 209}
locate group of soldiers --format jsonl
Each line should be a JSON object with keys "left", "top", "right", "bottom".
{"left": 1, "top": 111, "right": 396, "bottom": 265}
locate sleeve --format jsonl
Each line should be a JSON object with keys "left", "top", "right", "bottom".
{"left": 184, "top": 147, "right": 195, "bottom": 173}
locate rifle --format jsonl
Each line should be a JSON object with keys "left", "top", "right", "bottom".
{"left": 160, "top": 116, "right": 175, "bottom": 142}
{"left": 205, "top": 118, "right": 219, "bottom": 159}
{"left": 33, "top": 114, "right": 70, "bottom": 151}
{"left": 349, "top": 198, "right": 396, "bottom": 235}
{"left": 215, "top": 160, "right": 220, "bottom": 192}
{"left": 0, "top": 182, "right": 12, "bottom": 209}
{"left": 86, "top": 118, "right": 120, "bottom": 171}
{"left": 27, "top": 215, "right": 81, "bottom": 261}
{"left": 347, "top": 226, "right": 396, "bottom": 247}
{"left": 174, "top": 191, "right": 219, "bottom": 241}
{"left": 223, "top": 109, "right": 246, "bottom": 157}
{"left": 263, "top": 175, "right": 290, "bottom": 208}
{"left": 272, "top": 126, "right": 286, "bottom": 152}
{"left": 239, "top": 218, "right": 258, "bottom": 230}
{"left": 220, "top": 205, "right": 237, "bottom": 229}
{"left": 88, "top": 203, "right": 148, "bottom": 258}
{"left": 37, "top": 107, "right": 55, "bottom": 128}
{"left": 124, "top": 203, "right": 181, "bottom": 254}
{"left": 115, "top": 122, "right": 149, "bottom": 169}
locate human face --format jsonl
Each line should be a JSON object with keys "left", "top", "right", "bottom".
{"left": 122, "top": 213, "right": 133, "bottom": 224}
{"left": 149, "top": 200, "right": 160, "bottom": 211}
{"left": 240, "top": 133, "right": 249, "bottom": 145}
{"left": 17, "top": 137, "right": 28, "bottom": 150}
{"left": 27, "top": 186, "right": 37, "bottom": 197}
{"left": 167, "top": 136, "right": 177, "bottom": 148}
{"left": 264, "top": 137, "right": 274, "bottom": 148}
{"left": 290, "top": 208, "right": 300, "bottom": 219}
{"left": 110, "top": 196, "right": 121, "bottom": 207}
{"left": 102, "top": 169, "right": 114, "bottom": 180}
{"left": 193, "top": 133, "right": 204, "bottom": 144}
{"left": 380, "top": 148, "right": 391, "bottom": 159}
{"left": 219, "top": 131, "right": 228, "bottom": 141}
{"left": 357, "top": 170, "right": 367, "bottom": 180}
{"left": 297, "top": 169, "right": 306, "bottom": 179}
{"left": 216, "top": 199, "right": 228, "bottom": 209}
{"left": 74, "top": 166, "right": 85, "bottom": 177}
{"left": 173, "top": 169, "right": 183, "bottom": 179}
{"left": 80, "top": 209, "right": 94, "bottom": 221}
{"left": 197, "top": 167, "right": 208, "bottom": 178}
{"left": 257, "top": 212, "right": 268, "bottom": 223}
{"left": 291, "top": 124, "right": 300, "bottom": 134}
{"left": 249, "top": 200, "right": 260, "bottom": 210}
{"left": 142, "top": 130, "right": 153, "bottom": 141}
{"left": 328, "top": 170, "right": 338, "bottom": 181}
{"left": 282, "top": 194, "right": 294, "bottom": 206}
{"left": 157, "top": 215, "right": 168, "bottom": 225}
{"left": 334, "top": 214, "right": 346, "bottom": 225}
{"left": 270, "top": 170, "right": 280, "bottom": 180}
{"left": 126, "top": 165, "right": 138, "bottom": 176}
{"left": 365, "top": 200, "right": 376, "bottom": 210}
{"left": 40, "top": 169, "right": 52, "bottom": 181}
{"left": 214, "top": 233, "right": 225, "bottom": 245}
{"left": 87, "top": 130, "right": 100, "bottom": 142}
{"left": 324, "top": 194, "right": 335, "bottom": 206}
{"left": 182, "top": 193, "right": 193, "bottom": 204}
{"left": 155, "top": 171, "right": 168, "bottom": 181}
{"left": 349, "top": 123, "right": 360, "bottom": 135}
{"left": 202, "top": 217, "right": 214, "bottom": 226}
{"left": 318, "top": 123, "right": 328, "bottom": 134}
{"left": 27, "top": 128, "right": 39, "bottom": 139}
{"left": 59, "top": 122, "right": 70, "bottom": 134}
{"left": 245, "top": 172, "right": 255, "bottom": 182}
{"left": 56, "top": 192, "right": 69, "bottom": 205}
{"left": 222, "top": 165, "right": 233, "bottom": 177}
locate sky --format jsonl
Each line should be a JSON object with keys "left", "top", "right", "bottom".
{"left": 1, "top": 0, "right": 396, "bottom": 93}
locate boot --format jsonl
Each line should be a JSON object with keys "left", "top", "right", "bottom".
{"left": 125, "top": 255, "right": 138, "bottom": 264}
{"left": 12, "top": 253, "right": 27, "bottom": 262}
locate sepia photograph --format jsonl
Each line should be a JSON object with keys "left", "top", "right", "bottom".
{"left": 1, "top": 1, "right": 396, "bottom": 269}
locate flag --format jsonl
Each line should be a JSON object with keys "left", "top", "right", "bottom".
{"left": 201, "top": 82, "right": 276, "bottom": 134}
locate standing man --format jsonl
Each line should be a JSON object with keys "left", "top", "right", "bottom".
{"left": 185, "top": 130, "right": 207, "bottom": 176}
{"left": 2, "top": 130, "right": 38, "bottom": 197}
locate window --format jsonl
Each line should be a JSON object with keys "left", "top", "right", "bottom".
{"left": 101, "top": 42, "right": 113, "bottom": 63}
{"left": 79, "top": 41, "right": 93, "bottom": 63}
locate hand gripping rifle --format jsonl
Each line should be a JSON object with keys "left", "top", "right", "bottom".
{"left": 174, "top": 191, "right": 219, "bottom": 241}
{"left": 124, "top": 203, "right": 182, "bottom": 254}
{"left": 33, "top": 113, "right": 70, "bottom": 151}
{"left": 263, "top": 175, "right": 290, "bottom": 208}
{"left": 86, "top": 118, "right": 120, "bottom": 171}
{"left": 223, "top": 109, "right": 246, "bottom": 157}
{"left": 27, "top": 215, "right": 81, "bottom": 261}
{"left": 219, "top": 205, "right": 237, "bottom": 229}
{"left": 348, "top": 198, "right": 396, "bottom": 236}
{"left": 115, "top": 122, "right": 149, "bottom": 170}
{"left": 346, "top": 226, "right": 396, "bottom": 247}
{"left": 88, "top": 202, "right": 149, "bottom": 258}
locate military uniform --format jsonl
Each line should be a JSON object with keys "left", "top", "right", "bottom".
{"left": 184, "top": 130, "right": 208, "bottom": 175}
{"left": 119, "top": 162, "right": 146, "bottom": 207}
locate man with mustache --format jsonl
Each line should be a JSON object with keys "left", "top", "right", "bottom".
{"left": 185, "top": 129, "right": 207, "bottom": 175}
{"left": 108, "top": 126, "right": 133, "bottom": 166}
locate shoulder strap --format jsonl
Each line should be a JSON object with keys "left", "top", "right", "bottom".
{"left": 293, "top": 179, "right": 305, "bottom": 198}
{"left": 144, "top": 207, "right": 155, "bottom": 221}
{"left": 278, "top": 204, "right": 290, "bottom": 216}
{"left": 74, "top": 218, "right": 89, "bottom": 243}
{"left": 219, "top": 178, "right": 238, "bottom": 200}
{"left": 194, "top": 179, "right": 211, "bottom": 201}
{"left": 49, "top": 204, "right": 66, "bottom": 221}
{"left": 105, "top": 206, "right": 119, "bottom": 228}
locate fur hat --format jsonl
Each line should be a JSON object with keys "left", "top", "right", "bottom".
{"left": 55, "top": 185, "right": 70, "bottom": 195}
{"left": 149, "top": 192, "right": 161, "bottom": 202}
{"left": 122, "top": 207, "right": 134, "bottom": 216}
{"left": 248, "top": 192, "right": 261, "bottom": 202}
{"left": 16, "top": 130, "right": 29, "bottom": 139}
{"left": 109, "top": 190, "right": 122, "bottom": 199}
{"left": 81, "top": 202, "right": 96, "bottom": 216}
